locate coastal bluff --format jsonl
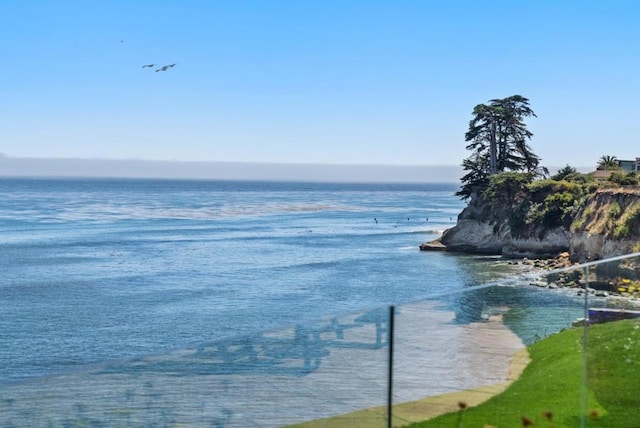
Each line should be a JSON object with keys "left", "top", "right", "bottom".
{"left": 421, "top": 187, "right": 640, "bottom": 261}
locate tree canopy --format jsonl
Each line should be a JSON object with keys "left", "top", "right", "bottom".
{"left": 551, "top": 164, "right": 578, "bottom": 181}
{"left": 457, "top": 95, "right": 546, "bottom": 199}
{"left": 598, "top": 155, "right": 620, "bottom": 170}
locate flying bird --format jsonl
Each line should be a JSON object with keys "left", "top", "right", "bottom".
{"left": 142, "top": 64, "right": 155, "bottom": 68}
{"left": 155, "top": 63, "right": 177, "bottom": 72}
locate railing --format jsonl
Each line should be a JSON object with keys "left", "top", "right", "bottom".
{"left": 2, "top": 253, "right": 640, "bottom": 427}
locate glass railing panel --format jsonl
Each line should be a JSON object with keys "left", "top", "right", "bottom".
{"left": 0, "top": 308, "right": 391, "bottom": 427}
{"left": 394, "top": 261, "right": 590, "bottom": 427}
{"left": 4, "top": 254, "right": 640, "bottom": 427}
{"left": 584, "top": 253, "right": 640, "bottom": 427}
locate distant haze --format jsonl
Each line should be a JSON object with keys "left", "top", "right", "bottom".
{"left": 0, "top": 156, "right": 465, "bottom": 183}
{"left": 0, "top": 157, "right": 595, "bottom": 184}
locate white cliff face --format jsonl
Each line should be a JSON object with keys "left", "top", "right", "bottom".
{"left": 439, "top": 192, "right": 508, "bottom": 254}
{"left": 503, "top": 228, "right": 570, "bottom": 258}
{"left": 441, "top": 219, "right": 570, "bottom": 258}
{"left": 570, "top": 231, "right": 635, "bottom": 262}
{"left": 440, "top": 218, "right": 506, "bottom": 254}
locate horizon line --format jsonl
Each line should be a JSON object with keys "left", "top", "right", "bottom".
{"left": 0, "top": 156, "right": 590, "bottom": 183}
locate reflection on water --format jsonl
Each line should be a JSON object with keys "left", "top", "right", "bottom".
{"left": 0, "top": 303, "right": 524, "bottom": 427}
{"left": 99, "top": 308, "right": 391, "bottom": 379}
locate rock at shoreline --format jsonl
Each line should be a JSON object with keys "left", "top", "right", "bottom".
{"left": 419, "top": 187, "right": 640, "bottom": 261}
{"left": 419, "top": 238, "right": 447, "bottom": 251}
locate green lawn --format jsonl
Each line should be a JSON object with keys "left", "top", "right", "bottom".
{"left": 410, "top": 318, "right": 640, "bottom": 427}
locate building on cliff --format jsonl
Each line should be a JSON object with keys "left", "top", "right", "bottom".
{"left": 617, "top": 158, "right": 640, "bottom": 172}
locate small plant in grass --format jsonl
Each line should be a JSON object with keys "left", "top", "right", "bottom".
{"left": 521, "top": 416, "right": 534, "bottom": 426}
{"left": 609, "top": 201, "right": 621, "bottom": 219}
{"left": 455, "top": 401, "right": 467, "bottom": 428}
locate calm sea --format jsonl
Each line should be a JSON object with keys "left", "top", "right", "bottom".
{"left": 0, "top": 178, "right": 583, "bottom": 387}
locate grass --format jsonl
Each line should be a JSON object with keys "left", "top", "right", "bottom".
{"left": 410, "top": 318, "right": 640, "bottom": 427}
{"left": 287, "top": 319, "right": 640, "bottom": 428}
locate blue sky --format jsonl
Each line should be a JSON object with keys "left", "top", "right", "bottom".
{"left": 3, "top": 1, "right": 640, "bottom": 169}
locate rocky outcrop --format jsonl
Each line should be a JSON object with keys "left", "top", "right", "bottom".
{"left": 426, "top": 190, "right": 570, "bottom": 258}
{"left": 433, "top": 189, "right": 508, "bottom": 254}
{"left": 438, "top": 218, "right": 506, "bottom": 254}
{"left": 422, "top": 186, "right": 640, "bottom": 261}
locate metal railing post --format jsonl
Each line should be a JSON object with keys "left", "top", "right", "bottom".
{"left": 580, "top": 266, "right": 589, "bottom": 428}
{"left": 387, "top": 305, "right": 395, "bottom": 428}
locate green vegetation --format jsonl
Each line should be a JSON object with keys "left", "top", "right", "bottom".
{"left": 457, "top": 95, "right": 546, "bottom": 200}
{"left": 551, "top": 164, "right": 577, "bottom": 181}
{"left": 609, "top": 201, "right": 622, "bottom": 219}
{"left": 613, "top": 203, "right": 640, "bottom": 239}
{"left": 470, "top": 162, "right": 640, "bottom": 238}
{"left": 573, "top": 206, "right": 595, "bottom": 232}
{"left": 455, "top": 97, "right": 638, "bottom": 205}
{"left": 454, "top": 98, "right": 640, "bottom": 240}
{"left": 571, "top": 217, "right": 585, "bottom": 230}
{"left": 482, "top": 174, "right": 590, "bottom": 233}
{"left": 483, "top": 172, "right": 533, "bottom": 207}
{"left": 610, "top": 171, "right": 640, "bottom": 185}
{"left": 598, "top": 155, "right": 621, "bottom": 171}
{"left": 410, "top": 319, "right": 640, "bottom": 427}
{"left": 527, "top": 179, "right": 588, "bottom": 228}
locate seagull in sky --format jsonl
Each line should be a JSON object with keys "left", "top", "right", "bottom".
{"left": 142, "top": 64, "right": 155, "bottom": 68}
{"left": 155, "top": 63, "right": 177, "bottom": 72}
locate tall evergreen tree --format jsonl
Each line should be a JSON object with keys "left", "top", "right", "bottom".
{"left": 457, "top": 95, "right": 546, "bottom": 199}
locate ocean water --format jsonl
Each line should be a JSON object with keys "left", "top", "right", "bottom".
{"left": 0, "top": 178, "right": 583, "bottom": 388}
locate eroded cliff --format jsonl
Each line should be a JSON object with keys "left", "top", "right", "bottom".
{"left": 422, "top": 184, "right": 640, "bottom": 261}
{"left": 570, "top": 188, "right": 640, "bottom": 260}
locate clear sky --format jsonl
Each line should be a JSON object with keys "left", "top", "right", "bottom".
{"left": 3, "top": 1, "right": 640, "bottom": 170}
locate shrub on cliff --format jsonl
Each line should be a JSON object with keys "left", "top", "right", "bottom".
{"left": 609, "top": 171, "right": 640, "bottom": 186}
{"left": 563, "top": 172, "right": 595, "bottom": 185}
{"left": 551, "top": 164, "right": 577, "bottom": 181}
{"left": 614, "top": 203, "right": 640, "bottom": 239}
{"left": 528, "top": 179, "right": 583, "bottom": 202}
{"left": 540, "top": 192, "right": 580, "bottom": 228}
{"left": 481, "top": 174, "right": 593, "bottom": 235}
{"left": 483, "top": 172, "right": 533, "bottom": 207}
{"left": 482, "top": 172, "right": 534, "bottom": 234}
